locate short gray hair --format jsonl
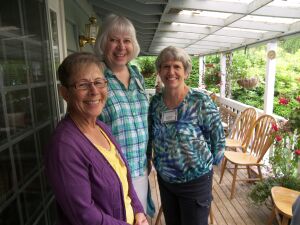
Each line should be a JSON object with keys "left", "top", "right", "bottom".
{"left": 94, "top": 14, "right": 140, "bottom": 60}
{"left": 155, "top": 46, "right": 192, "bottom": 76}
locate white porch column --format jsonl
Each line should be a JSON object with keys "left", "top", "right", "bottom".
{"left": 264, "top": 42, "right": 277, "bottom": 114}
{"left": 220, "top": 53, "right": 226, "bottom": 98}
{"left": 198, "top": 56, "right": 205, "bottom": 88}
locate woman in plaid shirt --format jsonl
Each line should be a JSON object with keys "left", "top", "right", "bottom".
{"left": 94, "top": 14, "right": 149, "bottom": 212}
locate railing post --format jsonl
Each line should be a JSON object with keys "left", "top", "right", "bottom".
{"left": 220, "top": 53, "right": 226, "bottom": 98}
{"left": 198, "top": 56, "right": 205, "bottom": 88}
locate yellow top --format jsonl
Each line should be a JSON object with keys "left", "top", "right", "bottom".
{"left": 95, "top": 127, "right": 134, "bottom": 224}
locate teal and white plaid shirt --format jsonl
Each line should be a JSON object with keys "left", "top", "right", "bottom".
{"left": 99, "top": 64, "right": 149, "bottom": 178}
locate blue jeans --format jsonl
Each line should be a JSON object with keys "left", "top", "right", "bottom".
{"left": 157, "top": 170, "right": 213, "bottom": 225}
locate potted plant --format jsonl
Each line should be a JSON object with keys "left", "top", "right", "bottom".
{"left": 137, "top": 56, "right": 156, "bottom": 78}
{"left": 230, "top": 55, "right": 259, "bottom": 89}
{"left": 236, "top": 67, "right": 259, "bottom": 89}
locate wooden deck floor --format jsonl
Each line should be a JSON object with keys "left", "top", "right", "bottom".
{"left": 148, "top": 166, "right": 272, "bottom": 225}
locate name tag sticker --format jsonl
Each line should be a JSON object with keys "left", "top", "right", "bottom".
{"left": 162, "top": 110, "right": 177, "bottom": 123}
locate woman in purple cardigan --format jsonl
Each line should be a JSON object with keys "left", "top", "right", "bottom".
{"left": 45, "top": 52, "right": 148, "bottom": 225}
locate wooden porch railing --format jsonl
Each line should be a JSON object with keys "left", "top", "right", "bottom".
{"left": 146, "top": 88, "right": 287, "bottom": 129}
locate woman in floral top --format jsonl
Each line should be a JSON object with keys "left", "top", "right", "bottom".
{"left": 147, "top": 46, "right": 225, "bottom": 225}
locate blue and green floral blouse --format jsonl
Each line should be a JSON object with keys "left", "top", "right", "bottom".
{"left": 147, "top": 89, "right": 225, "bottom": 183}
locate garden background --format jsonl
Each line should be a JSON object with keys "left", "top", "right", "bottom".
{"left": 134, "top": 37, "right": 300, "bottom": 119}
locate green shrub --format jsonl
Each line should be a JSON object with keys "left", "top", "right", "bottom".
{"left": 136, "top": 56, "right": 156, "bottom": 78}
{"left": 248, "top": 176, "right": 300, "bottom": 206}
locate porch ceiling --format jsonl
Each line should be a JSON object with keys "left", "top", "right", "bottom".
{"left": 90, "top": 0, "right": 300, "bottom": 56}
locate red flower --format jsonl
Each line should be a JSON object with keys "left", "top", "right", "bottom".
{"left": 275, "top": 135, "right": 282, "bottom": 142}
{"left": 272, "top": 123, "right": 279, "bottom": 132}
{"left": 279, "top": 97, "right": 289, "bottom": 105}
{"left": 296, "top": 96, "right": 300, "bottom": 103}
{"left": 295, "top": 149, "right": 300, "bottom": 155}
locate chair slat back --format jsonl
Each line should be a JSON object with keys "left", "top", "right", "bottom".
{"left": 219, "top": 105, "right": 237, "bottom": 132}
{"left": 228, "top": 107, "right": 257, "bottom": 146}
{"left": 245, "top": 114, "right": 277, "bottom": 162}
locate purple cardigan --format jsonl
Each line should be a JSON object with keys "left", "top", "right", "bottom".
{"left": 45, "top": 115, "right": 144, "bottom": 225}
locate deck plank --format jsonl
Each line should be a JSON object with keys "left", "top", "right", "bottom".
{"left": 216, "top": 166, "right": 268, "bottom": 225}
{"left": 148, "top": 166, "right": 271, "bottom": 225}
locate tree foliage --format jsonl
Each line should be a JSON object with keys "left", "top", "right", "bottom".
{"left": 205, "top": 38, "right": 300, "bottom": 118}
{"left": 135, "top": 36, "right": 300, "bottom": 119}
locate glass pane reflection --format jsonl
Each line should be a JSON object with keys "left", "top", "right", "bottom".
{"left": 38, "top": 125, "right": 52, "bottom": 158}
{"left": 29, "top": 57, "right": 45, "bottom": 83}
{"left": 13, "top": 135, "right": 38, "bottom": 185}
{"left": 0, "top": 199, "right": 21, "bottom": 225}
{"left": 32, "top": 87, "right": 50, "bottom": 124}
{"left": 2, "top": 40, "right": 27, "bottom": 86}
{"left": 5, "top": 89, "right": 32, "bottom": 137}
{"left": 0, "top": 149, "right": 14, "bottom": 205}
{"left": 41, "top": 169, "right": 52, "bottom": 200}
{"left": 35, "top": 215, "right": 47, "bottom": 225}
{"left": 0, "top": 97, "right": 7, "bottom": 144}
{"left": 20, "top": 175, "right": 43, "bottom": 225}
{"left": 48, "top": 199, "right": 57, "bottom": 225}
{"left": 50, "top": 10, "right": 61, "bottom": 76}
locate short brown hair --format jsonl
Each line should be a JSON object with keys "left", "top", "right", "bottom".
{"left": 58, "top": 52, "right": 104, "bottom": 87}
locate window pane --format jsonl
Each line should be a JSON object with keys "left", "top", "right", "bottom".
{"left": 41, "top": 169, "right": 52, "bottom": 200}
{"left": 50, "top": 10, "right": 60, "bottom": 75}
{"left": 35, "top": 214, "right": 47, "bottom": 225}
{"left": 32, "top": 87, "right": 50, "bottom": 124}
{"left": 38, "top": 125, "right": 53, "bottom": 163}
{"left": 47, "top": 199, "right": 57, "bottom": 225}
{"left": 24, "top": 0, "right": 49, "bottom": 84}
{"left": 29, "top": 59, "right": 45, "bottom": 83}
{"left": 0, "top": 96, "right": 7, "bottom": 144}
{"left": 0, "top": 149, "right": 14, "bottom": 205}
{"left": 5, "top": 89, "right": 32, "bottom": 137}
{"left": 13, "top": 135, "right": 38, "bottom": 185}
{"left": 27, "top": 43, "right": 46, "bottom": 83}
{"left": 3, "top": 48, "right": 27, "bottom": 86}
{"left": 0, "top": 199, "right": 21, "bottom": 225}
{"left": 20, "top": 175, "right": 43, "bottom": 225}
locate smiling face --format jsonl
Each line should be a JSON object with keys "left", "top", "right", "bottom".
{"left": 158, "top": 60, "right": 188, "bottom": 90}
{"left": 104, "top": 32, "right": 134, "bottom": 69}
{"left": 61, "top": 63, "right": 107, "bottom": 121}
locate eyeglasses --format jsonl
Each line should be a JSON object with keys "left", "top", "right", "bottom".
{"left": 69, "top": 78, "right": 108, "bottom": 90}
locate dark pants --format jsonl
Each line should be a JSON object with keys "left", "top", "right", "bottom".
{"left": 157, "top": 170, "right": 213, "bottom": 225}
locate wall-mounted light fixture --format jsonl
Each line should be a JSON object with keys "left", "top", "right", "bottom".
{"left": 79, "top": 16, "right": 99, "bottom": 47}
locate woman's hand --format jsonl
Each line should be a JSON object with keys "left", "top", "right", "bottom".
{"left": 134, "top": 213, "right": 149, "bottom": 225}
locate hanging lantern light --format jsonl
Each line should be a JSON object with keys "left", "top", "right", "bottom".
{"left": 79, "top": 16, "right": 99, "bottom": 47}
